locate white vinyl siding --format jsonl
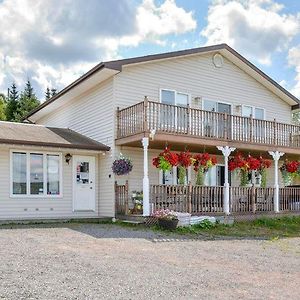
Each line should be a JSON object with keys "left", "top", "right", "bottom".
{"left": 36, "top": 79, "right": 115, "bottom": 217}
{"left": 0, "top": 145, "right": 100, "bottom": 221}
{"left": 114, "top": 53, "right": 291, "bottom": 123}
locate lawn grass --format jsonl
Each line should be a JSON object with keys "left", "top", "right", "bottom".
{"left": 151, "top": 216, "right": 300, "bottom": 239}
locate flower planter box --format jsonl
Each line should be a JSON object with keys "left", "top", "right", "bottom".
{"left": 158, "top": 218, "right": 179, "bottom": 230}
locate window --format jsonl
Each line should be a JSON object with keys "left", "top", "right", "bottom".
{"left": 202, "top": 100, "right": 232, "bottom": 138}
{"left": 12, "top": 152, "right": 27, "bottom": 195}
{"left": 161, "top": 89, "right": 176, "bottom": 105}
{"left": 160, "top": 167, "right": 190, "bottom": 185}
{"left": 47, "top": 155, "right": 60, "bottom": 195}
{"left": 160, "top": 89, "right": 189, "bottom": 107}
{"left": 11, "top": 151, "right": 62, "bottom": 197}
{"left": 242, "top": 105, "right": 265, "bottom": 120}
{"left": 160, "top": 89, "right": 190, "bottom": 130}
{"left": 30, "top": 153, "right": 44, "bottom": 195}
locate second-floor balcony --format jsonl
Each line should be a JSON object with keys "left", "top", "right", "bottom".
{"left": 116, "top": 99, "right": 300, "bottom": 152}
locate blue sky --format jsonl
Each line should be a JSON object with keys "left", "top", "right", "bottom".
{"left": 0, "top": 0, "right": 300, "bottom": 100}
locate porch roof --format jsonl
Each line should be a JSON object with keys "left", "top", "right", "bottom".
{"left": 0, "top": 121, "right": 110, "bottom": 151}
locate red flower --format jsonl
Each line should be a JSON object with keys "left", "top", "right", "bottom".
{"left": 246, "top": 156, "right": 260, "bottom": 171}
{"left": 286, "top": 161, "right": 299, "bottom": 173}
{"left": 152, "top": 157, "right": 160, "bottom": 168}
{"left": 178, "top": 150, "right": 193, "bottom": 168}
{"left": 193, "top": 153, "right": 216, "bottom": 172}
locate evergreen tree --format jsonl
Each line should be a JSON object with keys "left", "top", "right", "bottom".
{"left": 51, "top": 88, "right": 57, "bottom": 97}
{"left": 5, "top": 83, "right": 19, "bottom": 121}
{"left": 0, "top": 93, "right": 6, "bottom": 121}
{"left": 45, "top": 87, "right": 51, "bottom": 101}
{"left": 14, "top": 80, "right": 40, "bottom": 122}
{"left": 24, "top": 80, "right": 34, "bottom": 98}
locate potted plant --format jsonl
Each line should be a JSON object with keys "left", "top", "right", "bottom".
{"left": 112, "top": 154, "right": 133, "bottom": 176}
{"left": 280, "top": 160, "right": 300, "bottom": 186}
{"left": 152, "top": 209, "right": 178, "bottom": 230}
{"left": 152, "top": 147, "right": 179, "bottom": 172}
{"left": 130, "top": 190, "right": 143, "bottom": 214}
{"left": 229, "top": 153, "right": 259, "bottom": 186}
{"left": 193, "top": 153, "right": 217, "bottom": 185}
{"left": 177, "top": 150, "right": 194, "bottom": 185}
{"left": 258, "top": 156, "right": 272, "bottom": 188}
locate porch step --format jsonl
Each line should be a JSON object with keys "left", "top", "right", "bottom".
{"left": 116, "top": 214, "right": 145, "bottom": 224}
{"left": 121, "top": 220, "right": 144, "bottom": 225}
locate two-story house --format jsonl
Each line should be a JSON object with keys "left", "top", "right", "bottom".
{"left": 1, "top": 43, "right": 300, "bottom": 221}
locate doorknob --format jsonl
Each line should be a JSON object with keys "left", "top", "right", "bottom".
{"left": 90, "top": 187, "right": 93, "bottom": 189}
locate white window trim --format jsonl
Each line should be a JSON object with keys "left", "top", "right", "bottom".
{"left": 159, "top": 88, "right": 191, "bottom": 106}
{"left": 159, "top": 166, "right": 190, "bottom": 185}
{"left": 10, "top": 150, "right": 63, "bottom": 198}
{"left": 202, "top": 98, "right": 233, "bottom": 114}
{"left": 242, "top": 105, "right": 266, "bottom": 120}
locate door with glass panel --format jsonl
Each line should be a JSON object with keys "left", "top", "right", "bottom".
{"left": 242, "top": 106, "right": 265, "bottom": 142}
{"left": 73, "top": 156, "right": 95, "bottom": 211}
{"left": 205, "top": 165, "right": 231, "bottom": 186}
{"left": 203, "top": 100, "right": 232, "bottom": 139}
{"left": 160, "top": 90, "right": 189, "bottom": 132}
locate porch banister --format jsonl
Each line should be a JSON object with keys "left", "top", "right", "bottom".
{"left": 142, "top": 137, "right": 150, "bottom": 216}
{"left": 268, "top": 151, "right": 285, "bottom": 213}
{"left": 217, "top": 146, "right": 236, "bottom": 215}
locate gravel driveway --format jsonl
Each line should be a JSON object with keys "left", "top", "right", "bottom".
{"left": 0, "top": 223, "right": 299, "bottom": 300}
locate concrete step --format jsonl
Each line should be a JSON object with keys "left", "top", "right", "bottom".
{"left": 116, "top": 214, "right": 145, "bottom": 224}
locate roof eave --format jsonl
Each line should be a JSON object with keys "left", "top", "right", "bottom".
{"left": 0, "top": 138, "right": 110, "bottom": 151}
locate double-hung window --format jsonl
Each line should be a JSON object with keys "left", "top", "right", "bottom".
{"left": 242, "top": 105, "right": 265, "bottom": 141}
{"left": 202, "top": 100, "right": 232, "bottom": 139}
{"left": 160, "top": 89, "right": 190, "bottom": 130}
{"left": 11, "top": 151, "right": 62, "bottom": 197}
{"left": 242, "top": 105, "right": 265, "bottom": 120}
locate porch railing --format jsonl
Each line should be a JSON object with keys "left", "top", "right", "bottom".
{"left": 150, "top": 184, "right": 224, "bottom": 214}
{"left": 230, "top": 187, "right": 275, "bottom": 213}
{"left": 115, "top": 183, "right": 300, "bottom": 215}
{"left": 117, "top": 100, "right": 300, "bottom": 148}
{"left": 149, "top": 185, "right": 300, "bottom": 215}
{"left": 279, "top": 188, "right": 300, "bottom": 211}
{"left": 115, "top": 181, "right": 129, "bottom": 215}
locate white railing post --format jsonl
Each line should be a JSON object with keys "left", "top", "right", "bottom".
{"left": 268, "top": 151, "right": 285, "bottom": 213}
{"left": 142, "top": 137, "right": 150, "bottom": 216}
{"left": 217, "top": 146, "right": 236, "bottom": 215}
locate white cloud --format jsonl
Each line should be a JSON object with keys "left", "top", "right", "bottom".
{"left": 0, "top": 0, "right": 196, "bottom": 99}
{"left": 201, "top": 0, "right": 299, "bottom": 65}
{"left": 288, "top": 46, "right": 300, "bottom": 97}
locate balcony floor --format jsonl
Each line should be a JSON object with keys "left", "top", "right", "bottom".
{"left": 116, "top": 131, "right": 300, "bottom": 157}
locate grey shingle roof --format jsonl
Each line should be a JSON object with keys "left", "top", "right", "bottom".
{"left": 0, "top": 121, "right": 110, "bottom": 151}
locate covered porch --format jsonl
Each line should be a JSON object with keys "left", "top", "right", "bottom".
{"left": 116, "top": 183, "right": 300, "bottom": 217}
{"left": 114, "top": 135, "right": 300, "bottom": 219}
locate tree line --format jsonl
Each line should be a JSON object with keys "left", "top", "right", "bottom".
{"left": 0, "top": 81, "right": 57, "bottom": 122}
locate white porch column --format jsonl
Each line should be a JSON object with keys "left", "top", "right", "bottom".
{"left": 172, "top": 166, "right": 177, "bottom": 185}
{"left": 142, "top": 137, "right": 150, "bottom": 216}
{"left": 268, "top": 151, "right": 285, "bottom": 213}
{"left": 217, "top": 146, "right": 236, "bottom": 215}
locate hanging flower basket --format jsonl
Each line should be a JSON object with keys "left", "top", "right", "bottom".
{"left": 280, "top": 160, "right": 300, "bottom": 186}
{"left": 229, "top": 153, "right": 271, "bottom": 187}
{"left": 112, "top": 155, "right": 133, "bottom": 176}
{"left": 152, "top": 147, "right": 179, "bottom": 171}
{"left": 177, "top": 150, "right": 194, "bottom": 184}
{"left": 193, "top": 153, "right": 217, "bottom": 185}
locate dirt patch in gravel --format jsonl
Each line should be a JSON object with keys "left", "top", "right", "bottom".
{"left": 0, "top": 223, "right": 299, "bottom": 299}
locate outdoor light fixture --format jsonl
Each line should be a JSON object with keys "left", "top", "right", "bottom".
{"left": 65, "top": 153, "right": 72, "bottom": 164}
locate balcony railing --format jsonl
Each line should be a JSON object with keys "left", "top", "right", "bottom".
{"left": 116, "top": 100, "right": 300, "bottom": 148}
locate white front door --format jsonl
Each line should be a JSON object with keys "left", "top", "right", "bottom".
{"left": 73, "top": 155, "right": 96, "bottom": 211}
